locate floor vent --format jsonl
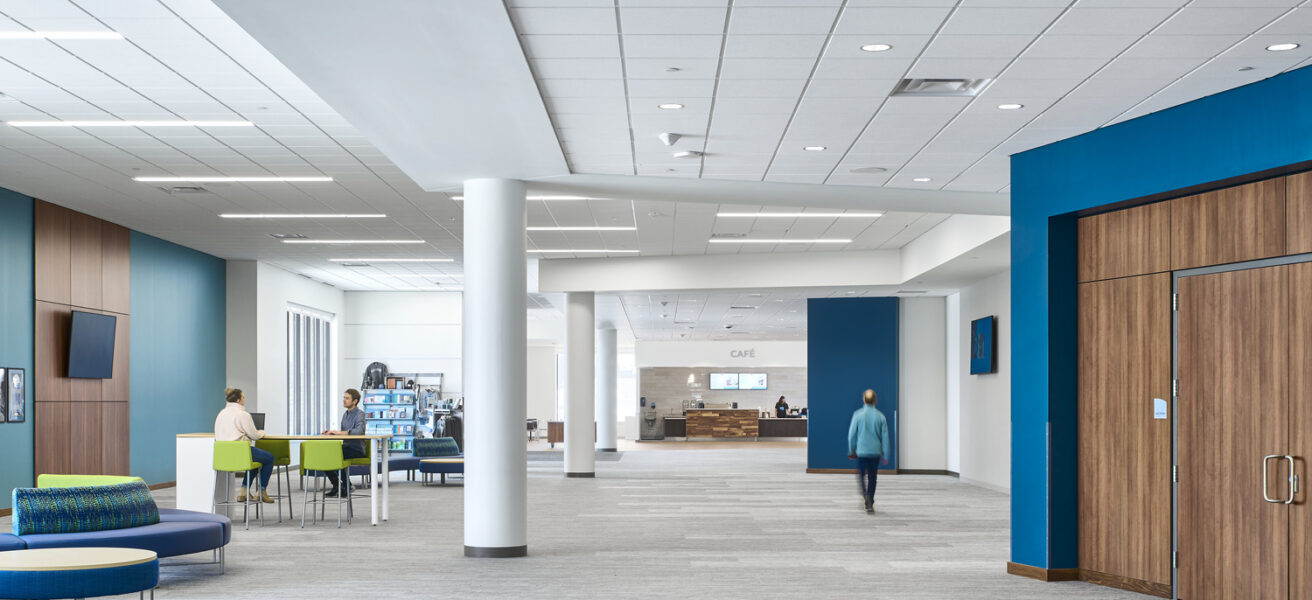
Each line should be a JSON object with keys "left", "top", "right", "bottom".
{"left": 891, "top": 78, "right": 993, "bottom": 98}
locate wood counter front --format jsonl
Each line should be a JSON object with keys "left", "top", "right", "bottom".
{"left": 686, "top": 409, "right": 759, "bottom": 438}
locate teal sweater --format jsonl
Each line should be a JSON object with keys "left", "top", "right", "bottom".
{"left": 848, "top": 404, "right": 890, "bottom": 458}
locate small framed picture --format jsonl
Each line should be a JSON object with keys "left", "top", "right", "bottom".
{"left": 970, "top": 316, "right": 998, "bottom": 375}
{"left": 5, "top": 368, "right": 22, "bottom": 423}
{"left": 0, "top": 368, "right": 8, "bottom": 424}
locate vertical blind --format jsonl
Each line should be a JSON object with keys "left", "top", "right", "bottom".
{"left": 287, "top": 305, "right": 333, "bottom": 435}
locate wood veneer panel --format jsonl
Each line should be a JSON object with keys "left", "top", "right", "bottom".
{"left": 101, "top": 402, "right": 130, "bottom": 475}
{"left": 100, "top": 223, "right": 129, "bottom": 314}
{"left": 1077, "top": 202, "right": 1171, "bottom": 282}
{"left": 686, "top": 409, "right": 759, "bottom": 438}
{"left": 71, "top": 401, "right": 105, "bottom": 474}
{"left": 33, "top": 200, "right": 70, "bottom": 305}
{"left": 34, "top": 301, "right": 70, "bottom": 403}
{"left": 1291, "top": 262, "right": 1312, "bottom": 600}
{"left": 68, "top": 211, "right": 102, "bottom": 310}
{"left": 1178, "top": 266, "right": 1288, "bottom": 599}
{"left": 103, "top": 314, "right": 129, "bottom": 402}
{"left": 1171, "top": 178, "right": 1285, "bottom": 269}
{"left": 34, "top": 402, "right": 72, "bottom": 476}
{"left": 1077, "top": 273, "right": 1171, "bottom": 585}
{"left": 1288, "top": 172, "right": 1312, "bottom": 255}
{"left": 1078, "top": 569, "right": 1171, "bottom": 598}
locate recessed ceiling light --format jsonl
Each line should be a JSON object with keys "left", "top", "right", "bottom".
{"left": 8, "top": 120, "right": 252, "bottom": 128}
{"left": 803, "top": 146, "right": 826, "bottom": 151}
{"left": 912, "top": 177, "right": 932, "bottom": 183}
{"left": 283, "top": 239, "right": 424, "bottom": 245}
{"left": 997, "top": 103, "right": 1024, "bottom": 110}
{"left": 330, "top": 258, "right": 454, "bottom": 263}
{"left": 860, "top": 43, "right": 892, "bottom": 52}
{"left": 1267, "top": 43, "right": 1300, "bottom": 52}
{"left": 527, "top": 249, "right": 641, "bottom": 253}
{"left": 134, "top": 176, "right": 332, "bottom": 183}
{"left": 717, "top": 212, "right": 882, "bottom": 218}
{"left": 220, "top": 213, "right": 386, "bottom": 219}
{"left": 658, "top": 103, "right": 684, "bottom": 110}
{"left": 525, "top": 226, "right": 637, "bottom": 231}
{"left": 707, "top": 238, "right": 851, "bottom": 244}
{"left": 0, "top": 31, "right": 123, "bottom": 40}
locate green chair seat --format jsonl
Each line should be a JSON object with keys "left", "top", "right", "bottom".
{"left": 300, "top": 440, "right": 353, "bottom": 528}
{"left": 254, "top": 438, "right": 293, "bottom": 523}
{"left": 213, "top": 440, "right": 265, "bottom": 529}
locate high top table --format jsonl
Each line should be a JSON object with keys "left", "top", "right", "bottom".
{"left": 177, "top": 434, "right": 392, "bottom": 526}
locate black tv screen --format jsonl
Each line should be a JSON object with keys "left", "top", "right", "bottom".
{"left": 68, "top": 310, "right": 116, "bottom": 379}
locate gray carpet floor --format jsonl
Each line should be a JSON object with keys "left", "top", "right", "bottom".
{"left": 26, "top": 444, "right": 1149, "bottom": 599}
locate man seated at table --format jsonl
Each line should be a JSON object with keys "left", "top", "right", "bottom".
{"left": 320, "top": 388, "right": 367, "bottom": 497}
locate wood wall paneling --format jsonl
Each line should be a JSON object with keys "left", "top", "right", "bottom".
{"left": 69, "top": 211, "right": 102, "bottom": 310}
{"left": 100, "top": 224, "right": 130, "bottom": 314}
{"left": 33, "top": 201, "right": 70, "bottom": 305}
{"left": 34, "top": 301, "right": 70, "bottom": 403}
{"left": 1077, "top": 273, "right": 1171, "bottom": 585}
{"left": 34, "top": 402, "right": 72, "bottom": 476}
{"left": 1290, "top": 262, "right": 1312, "bottom": 600}
{"left": 101, "top": 402, "right": 130, "bottom": 476}
{"left": 1171, "top": 178, "right": 1286, "bottom": 270}
{"left": 1077, "top": 202, "right": 1171, "bottom": 282}
{"left": 70, "top": 401, "right": 105, "bottom": 474}
{"left": 1288, "top": 172, "right": 1312, "bottom": 255}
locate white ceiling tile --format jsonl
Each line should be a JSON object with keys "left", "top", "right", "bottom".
{"left": 727, "top": 7, "right": 841, "bottom": 35}
{"left": 803, "top": 78, "right": 898, "bottom": 98}
{"left": 531, "top": 58, "right": 624, "bottom": 79}
{"left": 812, "top": 57, "right": 912, "bottom": 79}
{"left": 724, "top": 35, "right": 827, "bottom": 59}
{"left": 1156, "top": 6, "right": 1293, "bottom": 36}
{"left": 625, "top": 78, "right": 717, "bottom": 97}
{"left": 519, "top": 34, "right": 621, "bottom": 58}
{"left": 833, "top": 7, "right": 952, "bottom": 35}
{"left": 1096, "top": 57, "right": 1207, "bottom": 80}
{"left": 719, "top": 58, "right": 816, "bottom": 80}
{"left": 921, "top": 34, "right": 1036, "bottom": 58}
{"left": 940, "top": 7, "right": 1066, "bottom": 35}
{"left": 624, "top": 57, "right": 720, "bottom": 79}
{"left": 1004, "top": 57, "right": 1109, "bottom": 80}
{"left": 1023, "top": 35, "right": 1140, "bottom": 59}
{"left": 1047, "top": 7, "right": 1179, "bottom": 36}
{"left": 1120, "top": 34, "right": 1245, "bottom": 59}
{"left": 906, "top": 57, "right": 1012, "bottom": 79}
{"left": 619, "top": 8, "right": 727, "bottom": 35}
{"left": 511, "top": 8, "right": 618, "bottom": 35}
{"left": 713, "top": 78, "right": 807, "bottom": 97}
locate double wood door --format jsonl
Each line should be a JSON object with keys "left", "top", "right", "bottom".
{"left": 1178, "top": 263, "right": 1312, "bottom": 599}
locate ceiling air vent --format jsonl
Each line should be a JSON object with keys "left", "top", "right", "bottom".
{"left": 896, "top": 290, "right": 929, "bottom": 295}
{"left": 162, "top": 186, "right": 208, "bottom": 194}
{"left": 891, "top": 78, "right": 993, "bottom": 98}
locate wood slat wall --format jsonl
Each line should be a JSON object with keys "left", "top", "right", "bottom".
{"left": 33, "top": 200, "right": 130, "bottom": 479}
{"left": 686, "top": 409, "right": 759, "bottom": 438}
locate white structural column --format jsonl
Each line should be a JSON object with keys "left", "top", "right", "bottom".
{"left": 596, "top": 327, "right": 618, "bottom": 452}
{"left": 462, "top": 178, "right": 528, "bottom": 558}
{"left": 564, "top": 291, "right": 596, "bottom": 477}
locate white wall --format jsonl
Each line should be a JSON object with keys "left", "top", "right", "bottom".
{"left": 339, "top": 291, "right": 463, "bottom": 399}
{"left": 899, "top": 297, "right": 946, "bottom": 471}
{"left": 636, "top": 340, "right": 806, "bottom": 368}
{"left": 945, "top": 293, "right": 961, "bottom": 473}
{"left": 225, "top": 261, "right": 259, "bottom": 409}
{"left": 955, "top": 271, "right": 1011, "bottom": 492}
{"left": 527, "top": 345, "right": 558, "bottom": 426}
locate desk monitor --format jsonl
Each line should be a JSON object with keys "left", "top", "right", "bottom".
{"left": 250, "top": 412, "right": 265, "bottom": 430}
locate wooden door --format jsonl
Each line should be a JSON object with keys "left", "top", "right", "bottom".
{"left": 1290, "top": 262, "right": 1312, "bottom": 600}
{"left": 1178, "top": 266, "right": 1289, "bottom": 599}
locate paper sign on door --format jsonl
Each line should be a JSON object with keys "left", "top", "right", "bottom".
{"left": 1153, "top": 398, "right": 1168, "bottom": 420}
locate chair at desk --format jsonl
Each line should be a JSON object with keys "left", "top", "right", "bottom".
{"left": 254, "top": 438, "right": 292, "bottom": 523}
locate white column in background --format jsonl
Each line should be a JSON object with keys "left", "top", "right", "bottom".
{"left": 596, "top": 327, "right": 617, "bottom": 452}
{"left": 564, "top": 291, "right": 596, "bottom": 477}
{"left": 461, "top": 178, "right": 527, "bottom": 557}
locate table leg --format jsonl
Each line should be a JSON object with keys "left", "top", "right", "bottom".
{"left": 382, "top": 441, "right": 390, "bottom": 522}
{"left": 370, "top": 438, "right": 379, "bottom": 526}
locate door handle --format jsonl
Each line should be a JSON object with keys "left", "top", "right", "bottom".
{"left": 1264, "top": 455, "right": 1283, "bottom": 503}
{"left": 1286, "top": 455, "right": 1298, "bottom": 505}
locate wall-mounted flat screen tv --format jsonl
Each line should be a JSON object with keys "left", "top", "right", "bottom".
{"left": 68, "top": 310, "right": 117, "bottom": 379}
{"left": 709, "top": 373, "right": 739, "bottom": 390}
{"left": 738, "top": 373, "right": 768, "bottom": 390}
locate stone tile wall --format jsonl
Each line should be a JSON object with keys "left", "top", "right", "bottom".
{"left": 640, "top": 367, "right": 807, "bottom": 417}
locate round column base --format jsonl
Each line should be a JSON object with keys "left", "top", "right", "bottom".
{"left": 464, "top": 545, "right": 528, "bottom": 558}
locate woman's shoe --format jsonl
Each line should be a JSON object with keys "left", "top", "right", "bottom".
{"left": 261, "top": 490, "right": 275, "bottom": 503}
{"left": 237, "top": 487, "right": 248, "bottom": 502}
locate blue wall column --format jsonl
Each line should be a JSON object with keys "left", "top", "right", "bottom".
{"left": 1010, "top": 65, "right": 1312, "bottom": 570}
{"left": 0, "top": 189, "right": 33, "bottom": 509}
{"left": 806, "top": 297, "right": 899, "bottom": 471}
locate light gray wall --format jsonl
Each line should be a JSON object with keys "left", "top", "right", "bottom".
{"left": 899, "top": 297, "right": 947, "bottom": 470}
{"left": 639, "top": 367, "right": 806, "bottom": 418}
{"left": 956, "top": 271, "right": 1011, "bottom": 492}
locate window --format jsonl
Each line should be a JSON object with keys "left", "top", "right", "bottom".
{"left": 288, "top": 305, "right": 334, "bottom": 435}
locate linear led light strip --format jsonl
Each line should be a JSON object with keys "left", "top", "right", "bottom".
{"left": 450, "top": 195, "right": 597, "bottom": 201}
{"left": 9, "top": 120, "right": 252, "bottom": 127}
{"left": 708, "top": 239, "right": 851, "bottom": 244}
{"left": 527, "top": 249, "right": 640, "bottom": 253}
{"left": 526, "top": 226, "right": 636, "bottom": 231}
{"left": 283, "top": 239, "right": 423, "bottom": 245}
{"left": 220, "top": 214, "right": 385, "bottom": 219}
{"left": 134, "top": 176, "right": 333, "bottom": 182}
{"left": 716, "top": 212, "right": 883, "bottom": 218}
{"left": 329, "top": 258, "right": 454, "bottom": 263}
{"left": 0, "top": 31, "right": 123, "bottom": 40}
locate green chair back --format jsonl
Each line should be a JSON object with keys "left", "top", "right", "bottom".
{"left": 301, "top": 440, "right": 348, "bottom": 472}
{"left": 214, "top": 440, "right": 262, "bottom": 472}
{"left": 255, "top": 438, "right": 292, "bottom": 466}
{"left": 36, "top": 474, "right": 144, "bottom": 488}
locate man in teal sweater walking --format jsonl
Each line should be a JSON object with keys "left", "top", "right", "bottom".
{"left": 848, "top": 389, "right": 890, "bottom": 513}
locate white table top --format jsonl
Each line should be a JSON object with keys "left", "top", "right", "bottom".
{"left": 0, "top": 547, "right": 157, "bottom": 571}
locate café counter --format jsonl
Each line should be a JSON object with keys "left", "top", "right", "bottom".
{"left": 662, "top": 411, "right": 807, "bottom": 439}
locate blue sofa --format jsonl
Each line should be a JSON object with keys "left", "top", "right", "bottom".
{"left": 7, "top": 481, "right": 230, "bottom": 564}
{"left": 349, "top": 437, "right": 462, "bottom": 481}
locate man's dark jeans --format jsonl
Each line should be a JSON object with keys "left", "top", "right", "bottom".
{"left": 856, "top": 456, "right": 880, "bottom": 505}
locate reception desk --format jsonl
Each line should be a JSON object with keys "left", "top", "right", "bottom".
{"left": 664, "top": 414, "right": 807, "bottom": 439}
{"left": 686, "top": 409, "right": 759, "bottom": 438}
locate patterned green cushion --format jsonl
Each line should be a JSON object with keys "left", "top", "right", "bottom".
{"left": 413, "top": 437, "right": 461, "bottom": 457}
{"left": 12, "top": 481, "right": 160, "bottom": 536}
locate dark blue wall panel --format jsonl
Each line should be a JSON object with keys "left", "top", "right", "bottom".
{"left": 806, "top": 297, "right": 898, "bottom": 470}
{"left": 129, "top": 232, "right": 226, "bottom": 485}
{"left": 0, "top": 189, "right": 33, "bottom": 509}
{"left": 1011, "top": 65, "right": 1312, "bottom": 569}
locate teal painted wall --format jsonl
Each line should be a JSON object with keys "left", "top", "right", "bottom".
{"left": 0, "top": 189, "right": 33, "bottom": 509}
{"left": 129, "top": 232, "right": 226, "bottom": 485}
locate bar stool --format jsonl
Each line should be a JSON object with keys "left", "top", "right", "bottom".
{"left": 301, "top": 440, "right": 354, "bottom": 528}
{"left": 254, "top": 438, "right": 293, "bottom": 522}
{"left": 212, "top": 440, "right": 265, "bottom": 530}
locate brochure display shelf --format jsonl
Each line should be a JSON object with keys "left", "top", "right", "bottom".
{"left": 363, "top": 388, "right": 417, "bottom": 452}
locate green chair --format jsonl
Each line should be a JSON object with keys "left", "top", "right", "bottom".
{"left": 37, "top": 474, "right": 143, "bottom": 488}
{"left": 300, "top": 440, "right": 354, "bottom": 528}
{"left": 212, "top": 441, "right": 265, "bottom": 530}
{"left": 347, "top": 452, "right": 372, "bottom": 489}
{"left": 254, "top": 438, "right": 293, "bottom": 523}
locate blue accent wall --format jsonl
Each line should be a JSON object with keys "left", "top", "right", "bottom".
{"left": 1011, "top": 66, "right": 1312, "bottom": 569}
{"left": 0, "top": 189, "right": 33, "bottom": 509}
{"left": 806, "top": 297, "right": 898, "bottom": 470}
{"left": 129, "top": 232, "right": 226, "bottom": 485}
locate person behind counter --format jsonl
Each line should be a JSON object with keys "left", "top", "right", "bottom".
{"left": 320, "top": 388, "right": 367, "bottom": 497}
{"left": 215, "top": 388, "right": 274, "bottom": 503}
{"left": 775, "top": 396, "right": 789, "bottom": 418}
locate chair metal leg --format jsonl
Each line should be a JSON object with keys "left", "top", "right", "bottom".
{"left": 301, "top": 473, "right": 309, "bottom": 528}
{"left": 284, "top": 466, "right": 293, "bottom": 520}
{"left": 336, "top": 468, "right": 343, "bottom": 528}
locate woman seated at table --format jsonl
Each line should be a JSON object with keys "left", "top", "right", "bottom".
{"left": 215, "top": 387, "right": 274, "bottom": 503}
{"left": 320, "top": 388, "right": 367, "bottom": 497}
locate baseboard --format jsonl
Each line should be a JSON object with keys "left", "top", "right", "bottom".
{"left": 1079, "top": 569, "right": 1170, "bottom": 598}
{"left": 1006, "top": 562, "right": 1079, "bottom": 582}
{"left": 898, "top": 469, "right": 958, "bottom": 477}
{"left": 148, "top": 481, "right": 177, "bottom": 491}
{"left": 805, "top": 468, "right": 899, "bottom": 475}
{"left": 0, "top": 508, "right": 9, "bottom": 517}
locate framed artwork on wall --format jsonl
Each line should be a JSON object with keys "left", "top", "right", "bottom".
{"left": 0, "top": 368, "right": 7, "bottom": 423}
{"left": 970, "top": 316, "right": 997, "bottom": 375}
{"left": 7, "top": 368, "right": 23, "bottom": 423}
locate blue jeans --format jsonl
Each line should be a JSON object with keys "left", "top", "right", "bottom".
{"left": 245, "top": 447, "right": 275, "bottom": 489}
{"left": 856, "top": 456, "right": 879, "bottom": 504}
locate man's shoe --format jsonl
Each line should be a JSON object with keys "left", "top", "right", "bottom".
{"left": 322, "top": 487, "right": 339, "bottom": 498}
